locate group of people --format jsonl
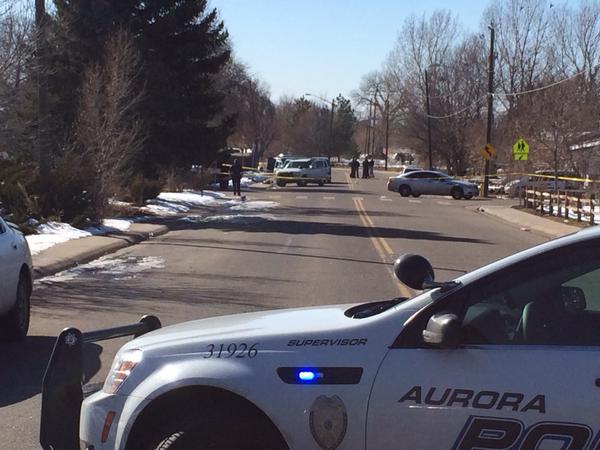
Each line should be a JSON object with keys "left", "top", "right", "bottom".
{"left": 349, "top": 157, "right": 375, "bottom": 179}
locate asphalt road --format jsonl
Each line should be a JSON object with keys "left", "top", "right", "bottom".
{"left": 0, "top": 168, "right": 545, "bottom": 449}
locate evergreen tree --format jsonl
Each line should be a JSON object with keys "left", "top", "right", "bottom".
{"left": 51, "top": 0, "right": 231, "bottom": 173}
{"left": 333, "top": 95, "right": 357, "bottom": 157}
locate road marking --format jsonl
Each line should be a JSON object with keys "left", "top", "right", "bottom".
{"left": 352, "top": 196, "right": 364, "bottom": 201}
{"left": 380, "top": 196, "right": 392, "bottom": 202}
{"left": 408, "top": 199, "right": 421, "bottom": 204}
{"left": 269, "top": 195, "right": 281, "bottom": 199}
{"left": 352, "top": 198, "right": 413, "bottom": 298}
{"left": 295, "top": 195, "right": 308, "bottom": 199}
{"left": 437, "top": 201, "right": 452, "bottom": 205}
{"left": 323, "top": 196, "right": 336, "bottom": 200}
{"left": 345, "top": 172, "right": 355, "bottom": 190}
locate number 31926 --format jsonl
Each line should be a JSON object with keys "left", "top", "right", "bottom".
{"left": 204, "top": 343, "right": 258, "bottom": 359}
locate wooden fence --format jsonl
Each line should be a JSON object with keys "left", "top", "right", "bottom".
{"left": 521, "top": 187, "right": 598, "bottom": 225}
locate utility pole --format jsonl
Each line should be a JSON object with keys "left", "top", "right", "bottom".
{"left": 483, "top": 24, "right": 495, "bottom": 197}
{"left": 364, "top": 102, "right": 372, "bottom": 155}
{"left": 370, "top": 96, "right": 376, "bottom": 156}
{"left": 424, "top": 70, "right": 433, "bottom": 170}
{"left": 384, "top": 98, "right": 389, "bottom": 171}
{"left": 36, "top": 0, "right": 49, "bottom": 187}
{"left": 329, "top": 98, "right": 335, "bottom": 162}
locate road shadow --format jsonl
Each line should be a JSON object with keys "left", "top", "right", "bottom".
{"left": 0, "top": 337, "right": 102, "bottom": 406}
{"left": 33, "top": 272, "right": 290, "bottom": 314}
{"left": 162, "top": 217, "right": 490, "bottom": 244}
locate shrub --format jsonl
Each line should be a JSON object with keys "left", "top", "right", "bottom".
{"left": 128, "top": 175, "right": 162, "bottom": 206}
{"left": 0, "top": 162, "right": 39, "bottom": 225}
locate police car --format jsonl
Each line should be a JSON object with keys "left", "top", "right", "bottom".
{"left": 41, "top": 226, "right": 600, "bottom": 450}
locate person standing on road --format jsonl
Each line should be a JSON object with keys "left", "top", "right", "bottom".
{"left": 369, "top": 157, "right": 375, "bottom": 178}
{"left": 230, "top": 159, "right": 242, "bottom": 196}
{"left": 362, "top": 158, "right": 369, "bottom": 179}
{"left": 350, "top": 157, "right": 359, "bottom": 178}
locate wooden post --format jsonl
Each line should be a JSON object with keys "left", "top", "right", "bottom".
{"left": 557, "top": 191, "right": 562, "bottom": 218}
{"left": 549, "top": 191, "right": 553, "bottom": 217}
{"left": 565, "top": 192, "right": 570, "bottom": 220}
{"left": 524, "top": 187, "right": 529, "bottom": 209}
{"left": 591, "top": 194, "right": 596, "bottom": 225}
{"left": 577, "top": 193, "right": 582, "bottom": 222}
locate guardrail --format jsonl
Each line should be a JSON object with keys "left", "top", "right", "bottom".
{"left": 520, "top": 187, "right": 598, "bottom": 225}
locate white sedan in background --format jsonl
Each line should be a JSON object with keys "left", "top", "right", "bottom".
{"left": 387, "top": 170, "right": 479, "bottom": 199}
{"left": 0, "top": 216, "right": 33, "bottom": 341}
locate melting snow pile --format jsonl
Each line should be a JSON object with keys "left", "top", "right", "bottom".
{"left": 225, "top": 200, "right": 279, "bottom": 211}
{"left": 181, "top": 213, "right": 278, "bottom": 224}
{"left": 26, "top": 222, "right": 91, "bottom": 256}
{"left": 143, "top": 190, "right": 226, "bottom": 216}
{"left": 26, "top": 219, "right": 134, "bottom": 256}
{"left": 39, "top": 255, "right": 166, "bottom": 283}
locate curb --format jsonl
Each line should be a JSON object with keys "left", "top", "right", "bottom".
{"left": 32, "top": 224, "right": 169, "bottom": 280}
{"left": 475, "top": 205, "right": 579, "bottom": 239}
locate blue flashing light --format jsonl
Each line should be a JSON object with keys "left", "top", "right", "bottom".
{"left": 297, "top": 370, "right": 318, "bottom": 382}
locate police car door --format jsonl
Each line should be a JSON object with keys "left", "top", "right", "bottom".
{"left": 367, "top": 241, "right": 600, "bottom": 450}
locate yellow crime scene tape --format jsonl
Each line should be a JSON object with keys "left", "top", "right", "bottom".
{"left": 217, "top": 163, "right": 600, "bottom": 185}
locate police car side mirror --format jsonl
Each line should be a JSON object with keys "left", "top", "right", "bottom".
{"left": 422, "top": 313, "right": 461, "bottom": 348}
{"left": 393, "top": 254, "right": 435, "bottom": 290}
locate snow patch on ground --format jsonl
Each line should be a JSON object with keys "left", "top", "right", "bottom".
{"left": 26, "top": 219, "right": 134, "bottom": 256}
{"left": 180, "top": 213, "right": 278, "bottom": 224}
{"left": 26, "top": 222, "right": 91, "bottom": 256}
{"left": 224, "top": 200, "right": 279, "bottom": 211}
{"left": 38, "top": 255, "right": 166, "bottom": 283}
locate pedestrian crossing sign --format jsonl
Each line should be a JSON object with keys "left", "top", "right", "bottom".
{"left": 513, "top": 138, "right": 529, "bottom": 161}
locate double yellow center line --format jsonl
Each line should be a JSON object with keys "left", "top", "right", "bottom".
{"left": 352, "top": 196, "right": 413, "bottom": 298}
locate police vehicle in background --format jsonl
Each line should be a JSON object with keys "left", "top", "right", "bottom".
{"left": 41, "top": 226, "right": 600, "bottom": 449}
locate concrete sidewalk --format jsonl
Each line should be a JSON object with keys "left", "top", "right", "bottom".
{"left": 477, "top": 205, "right": 581, "bottom": 238}
{"left": 32, "top": 223, "right": 168, "bottom": 279}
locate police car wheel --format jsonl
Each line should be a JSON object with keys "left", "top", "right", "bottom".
{"left": 145, "top": 410, "right": 286, "bottom": 450}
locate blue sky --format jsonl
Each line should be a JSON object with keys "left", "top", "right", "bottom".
{"left": 209, "top": 0, "right": 490, "bottom": 102}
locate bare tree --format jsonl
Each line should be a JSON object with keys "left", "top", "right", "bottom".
{"left": 76, "top": 30, "right": 146, "bottom": 217}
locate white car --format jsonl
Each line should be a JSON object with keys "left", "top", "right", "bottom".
{"left": 41, "top": 226, "right": 600, "bottom": 449}
{"left": 0, "top": 216, "right": 33, "bottom": 341}
{"left": 387, "top": 170, "right": 479, "bottom": 199}
{"left": 275, "top": 157, "right": 331, "bottom": 187}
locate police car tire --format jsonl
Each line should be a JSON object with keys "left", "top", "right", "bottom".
{"left": 146, "top": 409, "right": 286, "bottom": 450}
{"left": 0, "top": 275, "right": 30, "bottom": 341}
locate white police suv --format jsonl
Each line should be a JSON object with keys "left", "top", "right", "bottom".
{"left": 41, "top": 226, "right": 600, "bottom": 450}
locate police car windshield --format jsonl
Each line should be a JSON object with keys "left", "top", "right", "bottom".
{"left": 285, "top": 161, "right": 311, "bottom": 169}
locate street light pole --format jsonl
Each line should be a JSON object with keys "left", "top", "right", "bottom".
{"left": 424, "top": 69, "right": 433, "bottom": 170}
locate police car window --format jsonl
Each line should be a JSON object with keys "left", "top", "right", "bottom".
{"left": 316, "top": 161, "right": 324, "bottom": 168}
{"left": 458, "top": 245, "right": 600, "bottom": 346}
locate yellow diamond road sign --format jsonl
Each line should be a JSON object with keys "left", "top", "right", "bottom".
{"left": 513, "top": 138, "right": 529, "bottom": 161}
{"left": 480, "top": 143, "right": 497, "bottom": 160}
